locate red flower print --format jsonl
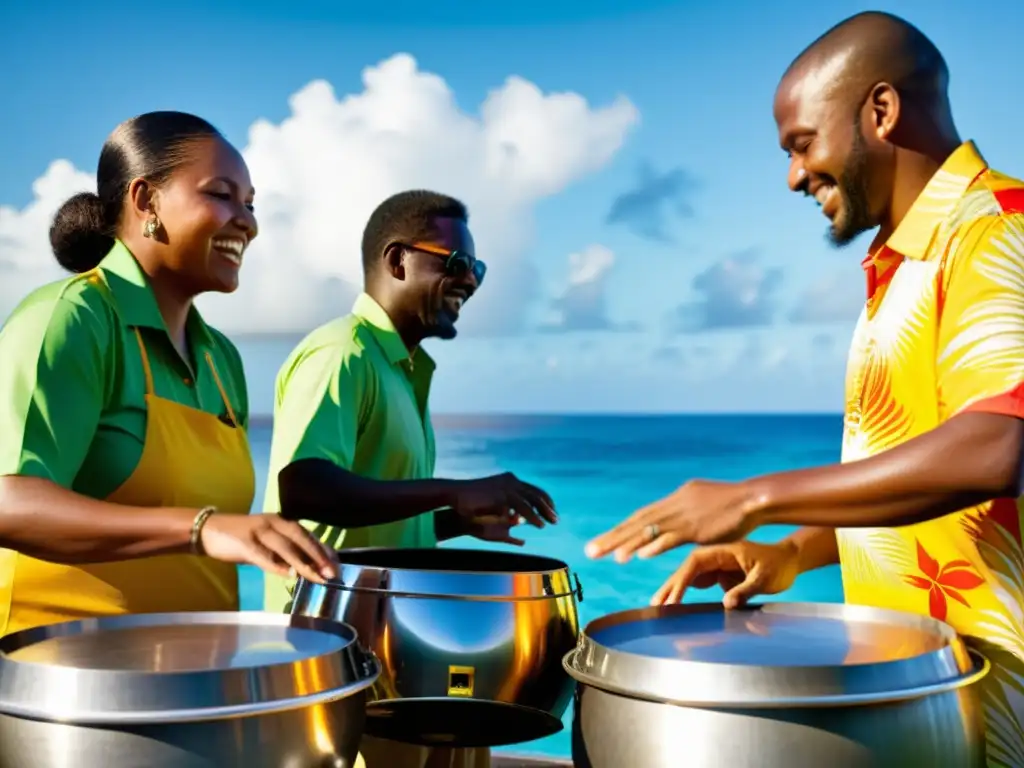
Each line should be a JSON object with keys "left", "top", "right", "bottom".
{"left": 902, "top": 539, "right": 985, "bottom": 622}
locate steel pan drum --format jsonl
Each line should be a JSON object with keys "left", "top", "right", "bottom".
{"left": 0, "top": 612, "right": 380, "bottom": 768}
{"left": 292, "top": 547, "right": 582, "bottom": 748}
{"left": 565, "top": 601, "right": 989, "bottom": 767}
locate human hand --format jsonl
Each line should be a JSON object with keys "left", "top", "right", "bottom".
{"left": 452, "top": 472, "right": 558, "bottom": 530}
{"left": 651, "top": 540, "right": 800, "bottom": 609}
{"left": 200, "top": 513, "right": 338, "bottom": 584}
{"left": 585, "top": 479, "right": 760, "bottom": 563}
{"left": 461, "top": 514, "right": 527, "bottom": 547}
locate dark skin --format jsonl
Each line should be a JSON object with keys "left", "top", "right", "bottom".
{"left": 0, "top": 135, "right": 336, "bottom": 585}
{"left": 279, "top": 214, "right": 558, "bottom": 546}
{"left": 122, "top": 137, "right": 258, "bottom": 362}
{"left": 373, "top": 216, "right": 477, "bottom": 345}
{"left": 586, "top": 13, "right": 1024, "bottom": 603}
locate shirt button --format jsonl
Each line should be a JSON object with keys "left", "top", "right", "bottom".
{"left": 183, "top": 378, "right": 193, "bottom": 386}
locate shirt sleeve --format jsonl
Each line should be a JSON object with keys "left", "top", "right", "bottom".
{"left": 937, "top": 213, "right": 1024, "bottom": 418}
{"left": 0, "top": 291, "right": 111, "bottom": 487}
{"left": 276, "top": 341, "right": 373, "bottom": 471}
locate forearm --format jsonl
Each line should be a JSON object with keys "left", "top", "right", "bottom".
{"left": 750, "top": 412, "right": 1023, "bottom": 529}
{"left": 0, "top": 475, "right": 196, "bottom": 563}
{"left": 278, "top": 459, "right": 459, "bottom": 527}
{"left": 782, "top": 527, "right": 839, "bottom": 572}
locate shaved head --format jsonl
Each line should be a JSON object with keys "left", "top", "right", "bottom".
{"left": 784, "top": 12, "right": 949, "bottom": 110}
{"left": 774, "top": 12, "right": 958, "bottom": 247}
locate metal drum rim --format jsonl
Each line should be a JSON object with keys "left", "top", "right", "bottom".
{"left": 580, "top": 601, "right": 961, "bottom": 645}
{"left": 318, "top": 547, "right": 585, "bottom": 601}
{"left": 0, "top": 611, "right": 381, "bottom": 724}
{"left": 0, "top": 656, "right": 381, "bottom": 724}
{"left": 566, "top": 601, "right": 976, "bottom": 706}
{"left": 564, "top": 646, "right": 990, "bottom": 709}
{"left": 332, "top": 546, "right": 573, "bottom": 576}
{"left": 300, "top": 580, "right": 581, "bottom": 602}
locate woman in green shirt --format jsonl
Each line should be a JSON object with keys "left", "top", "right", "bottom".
{"left": 0, "top": 110, "right": 335, "bottom": 635}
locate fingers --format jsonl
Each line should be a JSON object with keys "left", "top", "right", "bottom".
{"left": 585, "top": 499, "right": 661, "bottom": 560}
{"left": 610, "top": 508, "right": 670, "bottom": 563}
{"left": 492, "top": 532, "right": 526, "bottom": 546}
{"left": 650, "top": 547, "right": 738, "bottom": 606}
{"left": 256, "top": 524, "right": 333, "bottom": 584}
{"left": 585, "top": 518, "right": 639, "bottom": 560}
{"left": 472, "top": 514, "right": 526, "bottom": 546}
{"left": 650, "top": 576, "right": 679, "bottom": 606}
{"left": 245, "top": 539, "right": 292, "bottom": 578}
{"left": 272, "top": 519, "right": 338, "bottom": 579}
{"left": 506, "top": 477, "right": 558, "bottom": 528}
{"left": 637, "top": 530, "right": 688, "bottom": 560}
{"left": 507, "top": 490, "right": 546, "bottom": 529}
{"left": 716, "top": 572, "right": 744, "bottom": 593}
{"left": 650, "top": 549, "right": 708, "bottom": 605}
{"left": 723, "top": 565, "right": 763, "bottom": 610}
{"left": 517, "top": 480, "right": 558, "bottom": 524}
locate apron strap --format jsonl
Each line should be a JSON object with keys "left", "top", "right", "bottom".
{"left": 205, "top": 352, "right": 240, "bottom": 428}
{"left": 133, "top": 328, "right": 156, "bottom": 396}
{"left": 135, "top": 328, "right": 239, "bottom": 428}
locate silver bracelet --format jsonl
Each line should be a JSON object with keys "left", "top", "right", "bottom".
{"left": 189, "top": 506, "right": 217, "bottom": 555}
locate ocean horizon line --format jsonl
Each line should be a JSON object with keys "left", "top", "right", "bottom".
{"left": 247, "top": 411, "right": 846, "bottom": 426}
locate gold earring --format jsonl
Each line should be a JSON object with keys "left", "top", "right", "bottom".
{"left": 143, "top": 216, "right": 160, "bottom": 239}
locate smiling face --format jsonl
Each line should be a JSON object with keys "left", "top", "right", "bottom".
{"left": 400, "top": 216, "right": 479, "bottom": 340}
{"left": 148, "top": 136, "right": 258, "bottom": 294}
{"left": 774, "top": 59, "right": 893, "bottom": 247}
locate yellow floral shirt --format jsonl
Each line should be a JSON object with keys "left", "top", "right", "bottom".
{"left": 839, "top": 141, "right": 1024, "bottom": 767}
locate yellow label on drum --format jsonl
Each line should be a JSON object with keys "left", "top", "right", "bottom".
{"left": 447, "top": 665, "right": 475, "bottom": 697}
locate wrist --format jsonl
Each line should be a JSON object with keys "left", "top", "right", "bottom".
{"left": 434, "top": 507, "right": 464, "bottom": 541}
{"left": 777, "top": 535, "right": 802, "bottom": 566}
{"left": 737, "top": 477, "right": 776, "bottom": 530}
{"left": 189, "top": 507, "right": 217, "bottom": 555}
{"left": 433, "top": 478, "right": 464, "bottom": 510}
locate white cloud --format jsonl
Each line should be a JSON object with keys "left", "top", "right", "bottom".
{"left": 0, "top": 54, "right": 639, "bottom": 335}
{"left": 542, "top": 244, "right": 620, "bottom": 331}
{"left": 0, "top": 160, "right": 94, "bottom": 316}
{"left": 567, "top": 243, "right": 615, "bottom": 285}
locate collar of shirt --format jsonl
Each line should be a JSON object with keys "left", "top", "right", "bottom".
{"left": 861, "top": 141, "right": 988, "bottom": 302}
{"left": 351, "top": 292, "right": 436, "bottom": 375}
{"left": 885, "top": 140, "right": 989, "bottom": 260}
{"left": 97, "top": 239, "right": 215, "bottom": 347}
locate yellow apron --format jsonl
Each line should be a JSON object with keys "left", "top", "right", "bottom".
{"left": 0, "top": 329, "right": 255, "bottom": 635}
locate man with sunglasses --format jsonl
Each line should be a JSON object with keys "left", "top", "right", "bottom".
{"left": 261, "top": 189, "right": 557, "bottom": 768}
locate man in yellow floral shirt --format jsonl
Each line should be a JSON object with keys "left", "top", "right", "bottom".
{"left": 586, "top": 11, "right": 1024, "bottom": 766}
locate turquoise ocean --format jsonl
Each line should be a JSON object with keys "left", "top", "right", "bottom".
{"left": 238, "top": 414, "right": 846, "bottom": 760}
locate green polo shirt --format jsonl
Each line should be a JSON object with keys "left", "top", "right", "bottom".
{"left": 262, "top": 293, "right": 438, "bottom": 612}
{"left": 0, "top": 240, "right": 249, "bottom": 499}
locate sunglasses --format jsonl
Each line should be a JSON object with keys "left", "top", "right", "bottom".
{"left": 406, "top": 242, "right": 487, "bottom": 287}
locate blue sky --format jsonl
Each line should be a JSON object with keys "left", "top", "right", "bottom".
{"left": 1, "top": 0, "right": 1020, "bottom": 414}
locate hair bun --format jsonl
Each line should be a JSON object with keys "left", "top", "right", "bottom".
{"left": 50, "top": 192, "right": 114, "bottom": 274}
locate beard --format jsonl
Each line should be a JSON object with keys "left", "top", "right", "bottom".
{"left": 421, "top": 282, "right": 458, "bottom": 340}
{"left": 827, "top": 125, "right": 877, "bottom": 247}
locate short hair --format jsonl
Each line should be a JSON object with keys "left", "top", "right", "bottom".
{"left": 361, "top": 190, "right": 468, "bottom": 275}
{"left": 50, "top": 111, "right": 222, "bottom": 273}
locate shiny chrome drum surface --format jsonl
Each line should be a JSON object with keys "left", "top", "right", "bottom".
{"left": 565, "top": 602, "right": 988, "bottom": 767}
{"left": 0, "top": 611, "right": 379, "bottom": 768}
{"left": 292, "top": 547, "right": 582, "bottom": 747}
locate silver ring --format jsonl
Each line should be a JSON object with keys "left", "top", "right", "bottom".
{"left": 646, "top": 523, "right": 660, "bottom": 542}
